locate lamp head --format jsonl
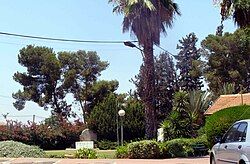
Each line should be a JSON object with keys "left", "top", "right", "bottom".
{"left": 118, "top": 109, "right": 125, "bottom": 117}
{"left": 124, "top": 41, "right": 136, "bottom": 48}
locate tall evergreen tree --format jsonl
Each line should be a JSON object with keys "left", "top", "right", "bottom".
{"left": 132, "top": 52, "right": 177, "bottom": 125}
{"left": 88, "top": 93, "right": 145, "bottom": 141}
{"left": 155, "top": 53, "right": 177, "bottom": 124}
{"left": 176, "top": 33, "right": 203, "bottom": 91}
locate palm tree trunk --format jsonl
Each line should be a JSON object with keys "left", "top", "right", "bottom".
{"left": 143, "top": 41, "right": 157, "bottom": 139}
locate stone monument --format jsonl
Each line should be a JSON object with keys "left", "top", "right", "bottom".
{"left": 75, "top": 128, "right": 97, "bottom": 149}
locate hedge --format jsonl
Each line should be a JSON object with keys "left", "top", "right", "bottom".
{"left": 115, "top": 136, "right": 208, "bottom": 159}
{"left": 205, "top": 105, "right": 250, "bottom": 148}
{"left": 127, "top": 140, "right": 160, "bottom": 159}
{"left": 160, "top": 135, "right": 208, "bottom": 158}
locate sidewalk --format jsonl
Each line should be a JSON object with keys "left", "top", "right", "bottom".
{"left": 0, "top": 156, "right": 209, "bottom": 164}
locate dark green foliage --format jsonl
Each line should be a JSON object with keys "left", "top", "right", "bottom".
{"left": 161, "top": 110, "right": 190, "bottom": 140}
{"left": 13, "top": 46, "right": 109, "bottom": 120}
{"left": 161, "top": 90, "right": 211, "bottom": 140}
{"left": 127, "top": 140, "right": 160, "bottom": 159}
{"left": 88, "top": 94, "right": 145, "bottom": 141}
{"left": 176, "top": 33, "right": 203, "bottom": 91}
{"left": 96, "top": 140, "right": 117, "bottom": 150}
{"left": 202, "top": 27, "right": 250, "bottom": 97}
{"left": 205, "top": 105, "right": 250, "bottom": 148}
{"left": 160, "top": 135, "right": 208, "bottom": 158}
{"left": 85, "top": 80, "right": 119, "bottom": 112}
{"left": 132, "top": 52, "right": 177, "bottom": 125}
{"left": 220, "top": 0, "right": 250, "bottom": 28}
{"left": 155, "top": 53, "right": 177, "bottom": 124}
{"left": 115, "top": 136, "right": 208, "bottom": 159}
{"left": 59, "top": 51, "right": 109, "bottom": 119}
{"left": 0, "top": 141, "right": 45, "bottom": 158}
{"left": 162, "top": 139, "right": 194, "bottom": 158}
{"left": 74, "top": 148, "right": 97, "bottom": 159}
{"left": 116, "top": 146, "right": 128, "bottom": 158}
{"left": 13, "top": 45, "right": 67, "bottom": 116}
{"left": 88, "top": 93, "right": 117, "bottom": 141}
{"left": 123, "top": 96, "right": 145, "bottom": 141}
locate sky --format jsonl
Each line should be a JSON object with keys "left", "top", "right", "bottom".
{"left": 0, "top": 0, "right": 236, "bottom": 123}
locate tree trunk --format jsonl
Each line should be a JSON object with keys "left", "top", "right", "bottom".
{"left": 143, "top": 41, "right": 157, "bottom": 139}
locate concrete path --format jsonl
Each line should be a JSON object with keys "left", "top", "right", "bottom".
{"left": 0, "top": 156, "right": 209, "bottom": 164}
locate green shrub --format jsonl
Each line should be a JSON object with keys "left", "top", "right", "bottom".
{"left": 0, "top": 141, "right": 45, "bottom": 158}
{"left": 127, "top": 140, "right": 160, "bottom": 159}
{"left": 205, "top": 105, "right": 250, "bottom": 148}
{"left": 96, "top": 140, "right": 117, "bottom": 150}
{"left": 160, "top": 135, "right": 208, "bottom": 158}
{"left": 163, "top": 139, "right": 193, "bottom": 158}
{"left": 74, "top": 148, "right": 97, "bottom": 159}
{"left": 116, "top": 146, "right": 128, "bottom": 158}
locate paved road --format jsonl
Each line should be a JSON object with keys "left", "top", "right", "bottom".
{"left": 0, "top": 156, "right": 209, "bottom": 164}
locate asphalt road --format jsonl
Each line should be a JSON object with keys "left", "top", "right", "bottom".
{"left": 0, "top": 156, "right": 209, "bottom": 164}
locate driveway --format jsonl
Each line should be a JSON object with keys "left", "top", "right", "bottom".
{"left": 0, "top": 156, "right": 209, "bottom": 164}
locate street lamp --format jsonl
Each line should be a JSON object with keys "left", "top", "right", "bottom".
{"left": 124, "top": 41, "right": 144, "bottom": 59}
{"left": 118, "top": 109, "right": 125, "bottom": 146}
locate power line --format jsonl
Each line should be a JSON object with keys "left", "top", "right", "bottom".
{"left": 8, "top": 115, "right": 32, "bottom": 118}
{"left": 0, "top": 41, "right": 137, "bottom": 52}
{"left": 155, "top": 44, "right": 176, "bottom": 58}
{"left": 0, "top": 95, "right": 12, "bottom": 99}
{"left": 0, "top": 31, "right": 138, "bottom": 44}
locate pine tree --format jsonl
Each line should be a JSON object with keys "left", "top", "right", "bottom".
{"left": 176, "top": 33, "right": 203, "bottom": 91}
{"left": 132, "top": 52, "right": 177, "bottom": 125}
{"left": 155, "top": 53, "right": 177, "bottom": 124}
{"left": 202, "top": 27, "right": 250, "bottom": 95}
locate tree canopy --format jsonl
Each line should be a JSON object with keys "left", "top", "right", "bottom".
{"left": 202, "top": 27, "right": 250, "bottom": 96}
{"left": 219, "top": 0, "right": 250, "bottom": 28}
{"left": 176, "top": 33, "right": 203, "bottom": 91}
{"left": 13, "top": 45, "right": 110, "bottom": 120}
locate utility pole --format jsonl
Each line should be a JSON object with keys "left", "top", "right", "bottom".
{"left": 32, "top": 115, "right": 35, "bottom": 124}
{"left": 116, "top": 99, "right": 120, "bottom": 146}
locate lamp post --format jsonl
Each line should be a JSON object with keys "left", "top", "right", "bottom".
{"left": 124, "top": 41, "right": 144, "bottom": 59}
{"left": 118, "top": 109, "right": 125, "bottom": 146}
{"left": 116, "top": 100, "right": 119, "bottom": 146}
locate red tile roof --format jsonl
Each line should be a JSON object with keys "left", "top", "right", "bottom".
{"left": 205, "top": 93, "right": 250, "bottom": 115}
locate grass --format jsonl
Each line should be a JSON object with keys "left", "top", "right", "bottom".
{"left": 97, "top": 150, "right": 116, "bottom": 159}
{"left": 45, "top": 149, "right": 116, "bottom": 159}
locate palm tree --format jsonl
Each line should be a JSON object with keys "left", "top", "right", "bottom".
{"left": 187, "top": 90, "right": 211, "bottom": 128}
{"left": 219, "top": 0, "right": 250, "bottom": 28}
{"left": 161, "top": 90, "right": 211, "bottom": 140}
{"left": 109, "top": 0, "right": 180, "bottom": 139}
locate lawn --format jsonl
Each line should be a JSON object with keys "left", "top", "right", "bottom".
{"left": 45, "top": 149, "right": 116, "bottom": 159}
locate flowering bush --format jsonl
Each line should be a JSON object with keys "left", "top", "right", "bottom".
{"left": 0, "top": 117, "right": 86, "bottom": 150}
